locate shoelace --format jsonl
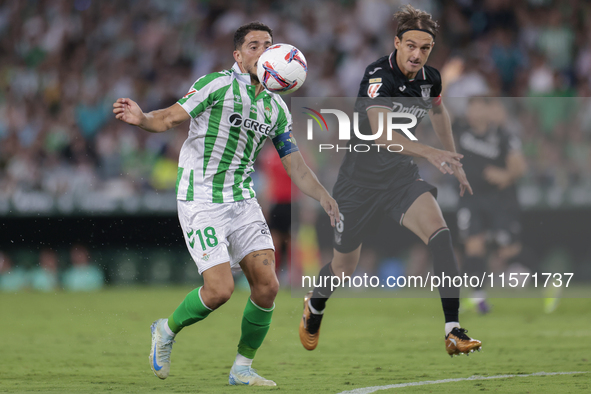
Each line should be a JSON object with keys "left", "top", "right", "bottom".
{"left": 236, "top": 366, "right": 263, "bottom": 378}
{"left": 451, "top": 328, "right": 471, "bottom": 340}
{"left": 158, "top": 339, "right": 175, "bottom": 363}
{"left": 247, "top": 367, "right": 258, "bottom": 376}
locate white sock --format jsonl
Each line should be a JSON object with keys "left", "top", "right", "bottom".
{"left": 235, "top": 353, "right": 253, "bottom": 367}
{"left": 161, "top": 319, "right": 176, "bottom": 339}
{"left": 308, "top": 300, "right": 324, "bottom": 315}
{"left": 445, "top": 322, "right": 460, "bottom": 336}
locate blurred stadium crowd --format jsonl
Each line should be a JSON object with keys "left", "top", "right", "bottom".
{"left": 1, "top": 0, "right": 591, "bottom": 208}
{"left": 0, "top": 244, "right": 104, "bottom": 292}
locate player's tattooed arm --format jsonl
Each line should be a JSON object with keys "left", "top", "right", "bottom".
{"left": 280, "top": 152, "right": 319, "bottom": 195}
{"left": 281, "top": 152, "right": 340, "bottom": 227}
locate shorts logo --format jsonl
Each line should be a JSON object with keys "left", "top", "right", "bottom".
{"left": 186, "top": 229, "right": 195, "bottom": 249}
{"left": 334, "top": 213, "right": 344, "bottom": 245}
{"left": 260, "top": 223, "right": 270, "bottom": 235}
{"left": 202, "top": 253, "right": 210, "bottom": 261}
{"left": 368, "top": 83, "right": 382, "bottom": 98}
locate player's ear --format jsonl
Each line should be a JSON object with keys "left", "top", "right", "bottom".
{"left": 394, "top": 36, "right": 401, "bottom": 49}
{"left": 233, "top": 50, "right": 241, "bottom": 63}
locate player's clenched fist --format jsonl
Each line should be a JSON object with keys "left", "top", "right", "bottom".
{"left": 113, "top": 98, "right": 144, "bottom": 126}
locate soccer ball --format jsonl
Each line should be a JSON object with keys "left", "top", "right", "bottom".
{"left": 257, "top": 44, "right": 307, "bottom": 95}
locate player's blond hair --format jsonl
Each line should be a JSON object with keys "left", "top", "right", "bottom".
{"left": 394, "top": 4, "right": 439, "bottom": 39}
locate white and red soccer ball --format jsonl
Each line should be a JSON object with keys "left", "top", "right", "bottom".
{"left": 257, "top": 44, "right": 307, "bottom": 95}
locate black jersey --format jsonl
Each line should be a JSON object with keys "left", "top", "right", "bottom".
{"left": 338, "top": 51, "right": 443, "bottom": 189}
{"left": 455, "top": 121, "right": 522, "bottom": 194}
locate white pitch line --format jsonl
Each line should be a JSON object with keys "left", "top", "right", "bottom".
{"left": 336, "top": 371, "right": 589, "bottom": 394}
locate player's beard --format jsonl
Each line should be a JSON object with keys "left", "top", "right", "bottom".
{"left": 248, "top": 62, "right": 260, "bottom": 83}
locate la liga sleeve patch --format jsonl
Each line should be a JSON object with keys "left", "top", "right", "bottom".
{"left": 368, "top": 83, "right": 383, "bottom": 98}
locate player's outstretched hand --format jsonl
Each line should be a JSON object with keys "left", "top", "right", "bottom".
{"left": 452, "top": 165, "right": 473, "bottom": 197}
{"left": 113, "top": 98, "right": 144, "bottom": 126}
{"left": 320, "top": 193, "right": 340, "bottom": 227}
{"left": 426, "top": 148, "right": 463, "bottom": 175}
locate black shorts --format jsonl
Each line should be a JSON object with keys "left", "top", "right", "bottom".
{"left": 332, "top": 175, "right": 437, "bottom": 253}
{"left": 456, "top": 192, "right": 521, "bottom": 246}
{"left": 267, "top": 203, "right": 292, "bottom": 234}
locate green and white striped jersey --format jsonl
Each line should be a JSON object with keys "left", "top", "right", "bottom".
{"left": 176, "top": 63, "right": 294, "bottom": 203}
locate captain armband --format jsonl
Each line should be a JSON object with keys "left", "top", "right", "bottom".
{"left": 272, "top": 129, "right": 299, "bottom": 158}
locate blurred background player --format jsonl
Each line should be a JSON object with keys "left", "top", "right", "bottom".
{"left": 113, "top": 22, "right": 339, "bottom": 386}
{"left": 299, "top": 5, "right": 481, "bottom": 357}
{"left": 455, "top": 97, "right": 527, "bottom": 313}
{"left": 29, "top": 248, "right": 59, "bottom": 292}
{"left": 259, "top": 146, "right": 297, "bottom": 286}
{"left": 62, "top": 244, "right": 104, "bottom": 292}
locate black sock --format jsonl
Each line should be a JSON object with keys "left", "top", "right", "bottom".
{"left": 464, "top": 255, "right": 486, "bottom": 289}
{"left": 428, "top": 228, "right": 460, "bottom": 323}
{"left": 310, "top": 262, "right": 334, "bottom": 312}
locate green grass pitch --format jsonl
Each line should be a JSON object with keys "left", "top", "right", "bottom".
{"left": 1, "top": 287, "right": 590, "bottom": 393}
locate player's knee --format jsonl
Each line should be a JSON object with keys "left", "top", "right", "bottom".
{"left": 427, "top": 218, "right": 447, "bottom": 235}
{"left": 206, "top": 285, "right": 234, "bottom": 309}
{"left": 332, "top": 262, "right": 356, "bottom": 277}
{"left": 253, "top": 277, "right": 279, "bottom": 303}
{"left": 212, "top": 292, "right": 233, "bottom": 309}
{"left": 332, "top": 252, "right": 359, "bottom": 277}
{"left": 264, "top": 277, "right": 280, "bottom": 299}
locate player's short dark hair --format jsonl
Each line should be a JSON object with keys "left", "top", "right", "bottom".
{"left": 394, "top": 4, "right": 439, "bottom": 40}
{"left": 234, "top": 22, "right": 273, "bottom": 50}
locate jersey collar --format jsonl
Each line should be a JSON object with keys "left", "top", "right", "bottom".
{"left": 231, "top": 62, "right": 269, "bottom": 100}
{"left": 389, "top": 50, "right": 426, "bottom": 82}
{"left": 232, "top": 62, "right": 253, "bottom": 85}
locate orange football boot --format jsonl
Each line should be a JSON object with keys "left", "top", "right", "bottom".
{"left": 445, "top": 327, "right": 482, "bottom": 357}
{"left": 299, "top": 291, "right": 324, "bottom": 350}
